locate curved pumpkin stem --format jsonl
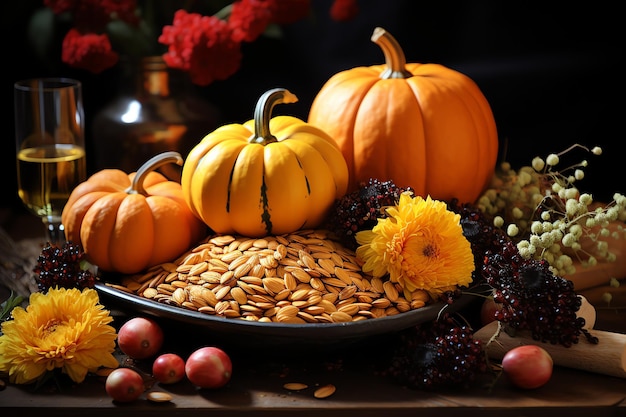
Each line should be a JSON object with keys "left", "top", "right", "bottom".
{"left": 249, "top": 88, "right": 298, "bottom": 145}
{"left": 371, "top": 27, "right": 412, "bottom": 80}
{"left": 127, "top": 151, "right": 183, "bottom": 195}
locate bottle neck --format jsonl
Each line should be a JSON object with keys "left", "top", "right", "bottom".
{"left": 140, "top": 56, "right": 170, "bottom": 97}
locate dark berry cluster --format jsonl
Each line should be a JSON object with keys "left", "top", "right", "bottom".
{"left": 447, "top": 199, "right": 510, "bottom": 290}
{"left": 448, "top": 200, "right": 593, "bottom": 347}
{"left": 325, "top": 178, "right": 413, "bottom": 250}
{"left": 33, "top": 241, "right": 96, "bottom": 292}
{"left": 481, "top": 239, "right": 594, "bottom": 347}
{"left": 386, "top": 314, "right": 489, "bottom": 390}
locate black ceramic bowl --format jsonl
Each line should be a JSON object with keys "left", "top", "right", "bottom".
{"left": 96, "top": 281, "right": 480, "bottom": 352}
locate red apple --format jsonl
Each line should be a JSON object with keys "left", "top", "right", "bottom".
{"left": 185, "top": 346, "right": 232, "bottom": 389}
{"left": 105, "top": 368, "right": 145, "bottom": 403}
{"left": 152, "top": 353, "right": 186, "bottom": 384}
{"left": 117, "top": 317, "right": 164, "bottom": 359}
{"left": 501, "top": 345, "right": 553, "bottom": 389}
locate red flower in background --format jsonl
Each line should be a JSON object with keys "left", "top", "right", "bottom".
{"left": 61, "top": 29, "right": 119, "bottom": 74}
{"left": 45, "top": 0, "right": 140, "bottom": 73}
{"left": 228, "top": 0, "right": 275, "bottom": 43}
{"left": 43, "top": 0, "right": 358, "bottom": 86}
{"left": 160, "top": 11, "right": 243, "bottom": 86}
{"left": 330, "top": 0, "right": 359, "bottom": 22}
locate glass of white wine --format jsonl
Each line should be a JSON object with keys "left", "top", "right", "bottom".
{"left": 14, "top": 78, "right": 87, "bottom": 245}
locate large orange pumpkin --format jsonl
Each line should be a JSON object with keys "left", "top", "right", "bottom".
{"left": 308, "top": 27, "right": 499, "bottom": 203}
{"left": 62, "top": 152, "right": 206, "bottom": 274}
{"left": 181, "top": 88, "right": 349, "bottom": 237}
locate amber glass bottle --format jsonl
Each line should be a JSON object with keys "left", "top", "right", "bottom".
{"left": 91, "top": 56, "right": 220, "bottom": 181}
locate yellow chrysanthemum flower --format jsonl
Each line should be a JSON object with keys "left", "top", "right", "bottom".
{"left": 356, "top": 193, "right": 474, "bottom": 299}
{"left": 0, "top": 287, "right": 119, "bottom": 385}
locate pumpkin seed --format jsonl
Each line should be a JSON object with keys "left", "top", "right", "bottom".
{"left": 171, "top": 287, "right": 186, "bottom": 305}
{"left": 382, "top": 281, "right": 399, "bottom": 302}
{"left": 220, "top": 250, "right": 244, "bottom": 264}
{"left": 210, "top": 235, "right": 236, "bottom": 246}
{"left": 230, "top": 287, "right": 248, "bottom": 305}
{"left": 283, "top": 382, "right": 308, "bottom": 391}
{"left": 147, "top": 391, "right": 173, "bottom": 403}
{"left": 314, "top": 384, "right": 336, "bottom": 399}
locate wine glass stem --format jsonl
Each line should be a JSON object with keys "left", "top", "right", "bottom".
{"left": 43, "top": 217, "right": 66, "bottom": 245}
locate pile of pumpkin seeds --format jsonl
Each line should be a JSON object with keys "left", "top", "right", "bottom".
{"left": 105, "top": 229, "right": 431, "bottom": 323}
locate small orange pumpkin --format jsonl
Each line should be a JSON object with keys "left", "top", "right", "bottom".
{"left": 308, "top": 27, "right": 499, "bottom": 203}
{"left": 62, "top": 151, "right": 206, "bottom": 274}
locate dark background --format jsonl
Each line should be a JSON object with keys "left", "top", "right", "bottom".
{"left": 4, "top": 1, "right": 624, "bottom": 215}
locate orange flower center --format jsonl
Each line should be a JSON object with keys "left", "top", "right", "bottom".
{"left": 422, "top": 244, "right": 439, "bottom": 258}
{"left": 39, "top": 318, "right": 76, "bottom": 359}
{"left": 43, "top": 318, "right": 62, "bottom": 336}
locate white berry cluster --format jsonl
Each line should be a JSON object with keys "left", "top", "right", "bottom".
{"left": 477, "top": 144, "right": 626, "bottom": 277}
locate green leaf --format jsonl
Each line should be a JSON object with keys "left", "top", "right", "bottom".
{"left": 0, "top": 292, "right": 26, "bottom": 322}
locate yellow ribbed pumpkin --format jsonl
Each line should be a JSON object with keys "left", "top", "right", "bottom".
{"left": 181, "top": 88, "right": 349, "bottom": 237}
{"left": 62, "top": 152, "right": 207, "bottom": 274}
{"left": 308, "top": 27, "right": 499, "bottom": 203}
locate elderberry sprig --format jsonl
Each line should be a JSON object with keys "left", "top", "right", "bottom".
{"left": 386, "top": 313, "right": 489, "bottom": 390}
{"left": 325, "top": 178, "right": 413, "bottom": 250}
{"left": 33, "top": 241, "right": 97, "bottom": 292}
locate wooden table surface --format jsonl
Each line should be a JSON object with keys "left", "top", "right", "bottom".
{"left": 2, "top": 337, "right": 626, "bottom": 417}
{"left": 1, "top": 208, "right": 626, "bottom": 417}
{"left": 2, "top": 358, "right": 625, "bottom": 417}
